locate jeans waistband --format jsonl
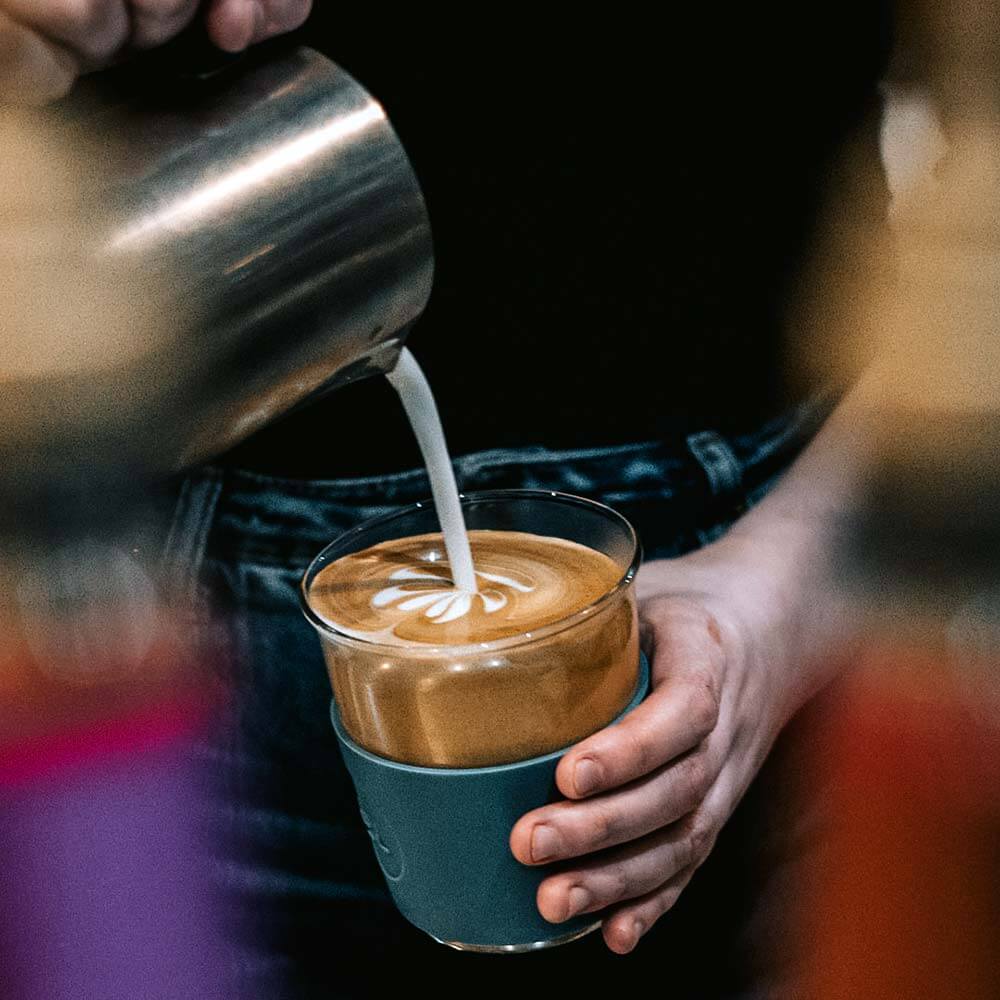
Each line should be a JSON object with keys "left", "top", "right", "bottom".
{"left": 189, "top": 393, "right": 835, "bottom": 570}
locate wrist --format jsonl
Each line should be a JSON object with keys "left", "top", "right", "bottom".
{"left": 720, "top": 509, "right": 863, "bottom": 715}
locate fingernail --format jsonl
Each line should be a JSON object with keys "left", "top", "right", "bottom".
{"left": 566, "top": 886, "right": 592, "bottom": 918}
{"left": 631, "top": 917, "right": 646, "bottom": 945}
{"left": 573, "top": 757, "right": 603, "bottom": 796}
{"left": 530, "top": 824, "right": 562, "bottom": 864}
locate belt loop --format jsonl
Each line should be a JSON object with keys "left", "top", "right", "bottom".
{"left": 686, "top": 430, "right": 743, "bottom": 501}
{"left": 685, "top": 431, "right": 746, "bottom": 542}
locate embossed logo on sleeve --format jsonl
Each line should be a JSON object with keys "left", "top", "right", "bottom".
{"left": 359, "top": 805, "right": 405, "bottom": 882}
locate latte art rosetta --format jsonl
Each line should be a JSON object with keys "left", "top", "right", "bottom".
{"left": 372, "top": 567, "right": 534, "bottom": 624}
{"left": 309, "top": 530, "right": 623, "bottom": 646}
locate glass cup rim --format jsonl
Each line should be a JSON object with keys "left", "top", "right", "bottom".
{"left": 299, "top": 489, "right": 642, "bottom": 656}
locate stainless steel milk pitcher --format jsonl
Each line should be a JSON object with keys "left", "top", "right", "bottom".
{"left": 0, "top": 46, "right": 433, "bottom": 529}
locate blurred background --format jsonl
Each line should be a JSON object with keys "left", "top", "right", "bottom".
{"left": 2, "top": 2, "right": 999, "bottom": 998}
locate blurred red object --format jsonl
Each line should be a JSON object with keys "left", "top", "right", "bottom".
{"left": 798, "top": 645, "right": 1000, "bottom": 1000}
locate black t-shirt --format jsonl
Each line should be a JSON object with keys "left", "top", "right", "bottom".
{"left": 226, "top": 5, "right": 892, "bottom": 478}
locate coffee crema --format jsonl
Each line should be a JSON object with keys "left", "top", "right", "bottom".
{"left": 309, "top": 529, "right": 621, "bottom": 646}
{"left": 308, "top": 529, "right": 639, "bottom": 767}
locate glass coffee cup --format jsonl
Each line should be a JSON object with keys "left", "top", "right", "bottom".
{"left": 301, "top": 490, "right": 646, "bottom": 952}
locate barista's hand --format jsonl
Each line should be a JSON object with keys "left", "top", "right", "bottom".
{"left": 510, "top": 528, "right": 839, "bottom": 954}
{"left": 0, "top": 0, "right": 312, "bottom": 104}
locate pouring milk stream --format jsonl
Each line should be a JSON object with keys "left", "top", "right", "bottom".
{"left": 384, "top": 348, "right": 480, "bottom": 601}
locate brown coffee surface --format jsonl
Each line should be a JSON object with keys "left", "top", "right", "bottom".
{"left": 309, "top": 530, "right": 639, "bottom": 767}
{"left": 309, "top": 530, "right": 622, "bottom": 646}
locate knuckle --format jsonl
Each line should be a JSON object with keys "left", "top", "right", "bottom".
{"left": 58, "top": 0, "right": 128, "bottom": 59}
{"left": 687, "top": 816, "right": 716, "bottom": 862}
{"left": 686, "top": 678, "right": 720, "bottom": 738}
{"left": 73, "top": 0, "right": 112, "bottom": 33}
{"left": 644, "top": 595, "right": 679, "bottom": 635}
{"left": 605, "top": 863, "right": 632, "bottom": 903}
{"left": 587, "top": 801, "right": 622, "bottom": 850}
{"left": 621, "top": 726, "right": 656, "bottom": 776}
{"left": 677, "top": 753, "right": 711, "bottom": 808}
{"left": 58, "top": 0, "right": 100, "bottom": 24}
{"left": 47, "top": 0, "right": 88, "bottom": 34}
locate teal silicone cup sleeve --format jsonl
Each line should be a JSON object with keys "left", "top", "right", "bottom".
{"left": 330, "top": 653, "right": 650, "bottom": 951}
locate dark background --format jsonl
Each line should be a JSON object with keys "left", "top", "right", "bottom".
{"left": 226, "top": 5, "right": 891, "bottom": 478}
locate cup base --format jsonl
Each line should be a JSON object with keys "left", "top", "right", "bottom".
{"left": 431, "top": 920, "right": 602, "bottom": 954}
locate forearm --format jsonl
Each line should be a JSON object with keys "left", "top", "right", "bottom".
{"left": 637, "top": 378, "right": 878, "bottom": 719}
{"left": 720, "top": 378, "right": 879, "bottom": 711}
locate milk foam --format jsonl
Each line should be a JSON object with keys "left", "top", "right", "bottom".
{"left": 372, "top": 566, "right": 534, "bottom": 624}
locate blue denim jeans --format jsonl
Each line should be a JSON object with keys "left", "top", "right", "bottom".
{"left": 164, "top": 398, "right": 832, "bottom": 999}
